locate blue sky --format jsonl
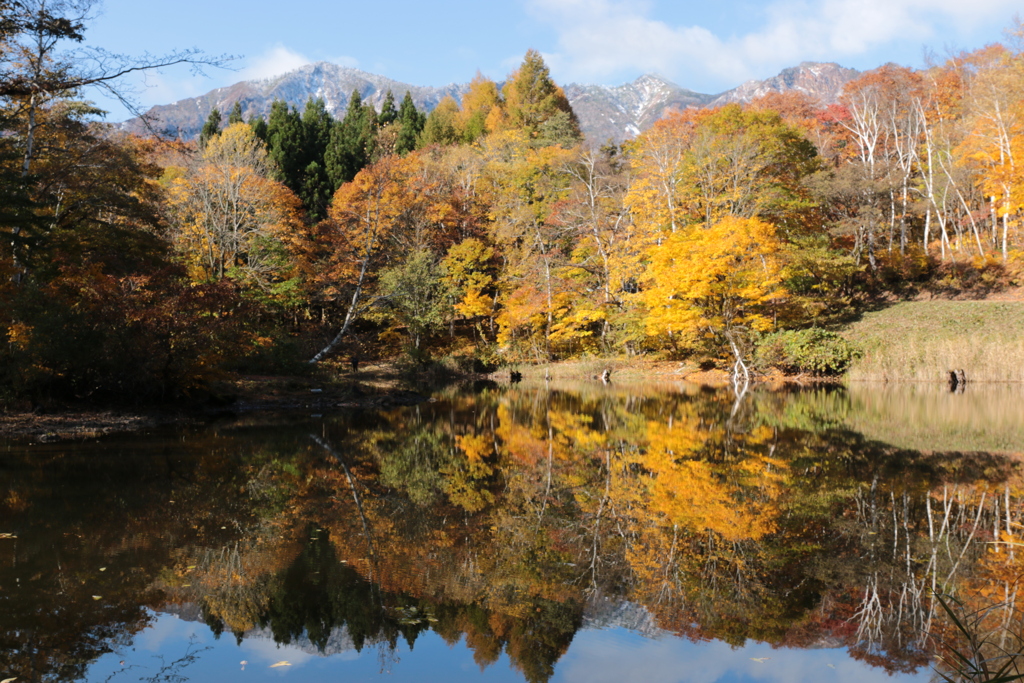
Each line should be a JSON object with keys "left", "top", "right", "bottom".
{"left": 84, "top": 0, "right": 1021, "bottom": 120}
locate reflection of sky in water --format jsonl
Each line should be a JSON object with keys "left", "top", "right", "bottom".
{"left": 560, "top": 630, "right": 933, "bottom": 683}
{"left": 85, "top": 613, "right": 932, "bottom": 683}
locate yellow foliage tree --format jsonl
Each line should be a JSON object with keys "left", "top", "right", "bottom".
{"left": 643, "top": 216, "right": 786, "bottom": 378}
{"left": 956, "top": 43, "right": 1024, "bottom": 260}
{"left": 458, "top": 72, "right": 503, "bottom": 143}
{"left": 165, "top": 123, "right": 303, "bottom": 289}
{"left": 441, "top": 237, "right": 495, "bottom": 320}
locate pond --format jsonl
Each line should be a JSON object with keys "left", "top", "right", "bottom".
{"left": 2, "top": 380, "right": 1023, "bottom": 683}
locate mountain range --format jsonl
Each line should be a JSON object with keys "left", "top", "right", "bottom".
{"left": 122, "top": 61, "right": 860, "bottom": 143}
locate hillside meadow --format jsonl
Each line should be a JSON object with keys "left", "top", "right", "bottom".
{"left": 843, "top": 300, "right": 1024, "bottom": 384}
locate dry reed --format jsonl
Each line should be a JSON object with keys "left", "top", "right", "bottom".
{"left": 844, "top": 302, "right": 1024, "bottom": 384}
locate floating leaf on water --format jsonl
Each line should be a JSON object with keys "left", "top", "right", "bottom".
{"left": 269, "top": 661, "right": 291, "bottom": 668}
{"left": 99, "top": 567, "right": 106, "bottom": 572}
{"left": 92, "top": 595, "right": 102, "bottom": 600}
{"left": 2, "top": 677, "right": 19, "bottom": 683}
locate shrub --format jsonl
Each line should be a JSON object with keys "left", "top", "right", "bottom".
{"left": 755, "top": 328, "right": 860, "bottom": 376}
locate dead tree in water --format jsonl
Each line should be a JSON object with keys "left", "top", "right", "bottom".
{"left": 948, "top": 369, "right": 967, "bottom": 393}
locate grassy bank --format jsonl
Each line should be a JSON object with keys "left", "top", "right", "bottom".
{"left": 843, "top": 301, "right": 1024, "bottom": 383}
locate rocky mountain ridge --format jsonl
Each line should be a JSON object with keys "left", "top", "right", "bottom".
{"left": 122, "top": 61, "right": 860, "bottom": 142}
{"left": 125, "top": 61, "right": 470, "bottom": 140}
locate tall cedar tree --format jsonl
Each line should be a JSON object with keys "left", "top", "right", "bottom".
{"left": 325, "top": 90, "right": 377, "bottom": 189}
{"left": 395, "top": 91, "right": 425, "bottom": 156}
{"left": 227, "top": 101, "right": 244, "bottom": 125}
{"left": 301, "top": 96, "right": 334, "bottom": 221}
{"left": 378, "top": 90, "right": 398, "bottom": 127}
{"left": 266, "top": 100, "right": 305, "bottom": 195}
{"left": 250, "top": 115, "right": 268, "bottom": 143}
{"left": 198, "top": 107, "right": 221, "bottom": 149}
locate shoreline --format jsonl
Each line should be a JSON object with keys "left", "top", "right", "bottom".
{"left": 4, "top": 358, "right": 1021, "bottom": 443}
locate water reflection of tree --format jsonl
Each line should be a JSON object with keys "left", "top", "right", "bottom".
{"left": 337, "top": 385, "right": 1024, "bottom": 677}
{"left": 0, "top": 436, "right": 271, "bottom": 683}
{"left": 4, "top": 385, "right": 1024, "bottom": 683}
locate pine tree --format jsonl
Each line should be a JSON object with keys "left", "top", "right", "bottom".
{"left": 250, "top": 115, "right": 268, "bottom": 144}
{"left": 301, "top": 97, "right": 334, "bottom": 221}
{"left": 266, "top": 99, "right": 305, "bottom": 195}
{"left": 379, "top": 90, "right": 398, "bottom": 127}
{"left": 227, "top": 101, "right": 244, "bottom": 125}
{"left": 395, "top": 91, "right": 426, "bottom": 156}
{"left": 325, "top": 90, "right": 377, "bottom": 189}
{"left": 198, "top": 108, "right": 222, "bottom": 149}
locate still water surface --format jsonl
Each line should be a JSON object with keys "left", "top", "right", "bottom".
{"left": 2, "top": 381, "right": 1023, "bottom": 682}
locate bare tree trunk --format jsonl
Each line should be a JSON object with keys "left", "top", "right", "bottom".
{"left": 309, "top": 227, "right": 378, "bottom": 364}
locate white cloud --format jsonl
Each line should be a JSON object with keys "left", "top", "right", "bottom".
{"left": 325, "top": 54, "right": 361, "bottom": 69}
{"left": 240, "top": 44, "right": 314, "bottom": 81}
{"left": 526, "top": 0, "right": 1020, "bottom": 87}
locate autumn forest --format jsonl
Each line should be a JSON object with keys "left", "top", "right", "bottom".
{"left": 6, "top": 3, "right": 1024, "bottom": 682}
{"left": 2, "top": 0, "right": 1024, "bottom": 404}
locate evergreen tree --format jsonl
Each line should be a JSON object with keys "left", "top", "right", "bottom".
{"left": 395, "top": 91, "right": 426, "bottom": 156}
{"left": 325, "top": 90, "right": 377, "bottom": 189}
{"left": 301, "top": 97, "right": 334, "bottom": 221}
{"left": 379, "top": 90, "right": 398, "bottom": 127}
{"left": 198, "top": 108, "right": 222, "bottom": 149}
{"left": 266, "top": 99, "right": 305, "bottom": 195}
{"left": 227, "top": 101, "right": 244, "bottom": 125}
{"left": 250, "top": 115, "right": 268, "bottom": 144}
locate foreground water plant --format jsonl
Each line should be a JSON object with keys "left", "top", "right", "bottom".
{"left": 933, "top": 592, "right": 1024, "bottom": 683}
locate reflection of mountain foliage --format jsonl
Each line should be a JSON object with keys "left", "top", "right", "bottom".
{"left": 2, "top": 384, "right": 1023, "bottom": 682}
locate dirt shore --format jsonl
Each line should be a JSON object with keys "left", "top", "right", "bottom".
{"left": 0, "top": 364, "right": 431, "bottom": 443}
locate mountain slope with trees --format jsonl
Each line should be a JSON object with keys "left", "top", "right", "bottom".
{"left": 124, "top": 61, "right": 860, "bottom": 143}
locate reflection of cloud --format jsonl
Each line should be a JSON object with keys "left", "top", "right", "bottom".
{"left": 526, "top": 0, "right": 1020, "bottom": 87}
{"left": 239, "top": 635, "right": 361, "bottom": 667}
{"left": 135, "top": 613, "right": 207, "bottom": 653}
{"left": 561, "top": 629, "right": 932, "bottom": 682}
{"left": 240, "top": 44, "right": 313, "bottom": 81}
